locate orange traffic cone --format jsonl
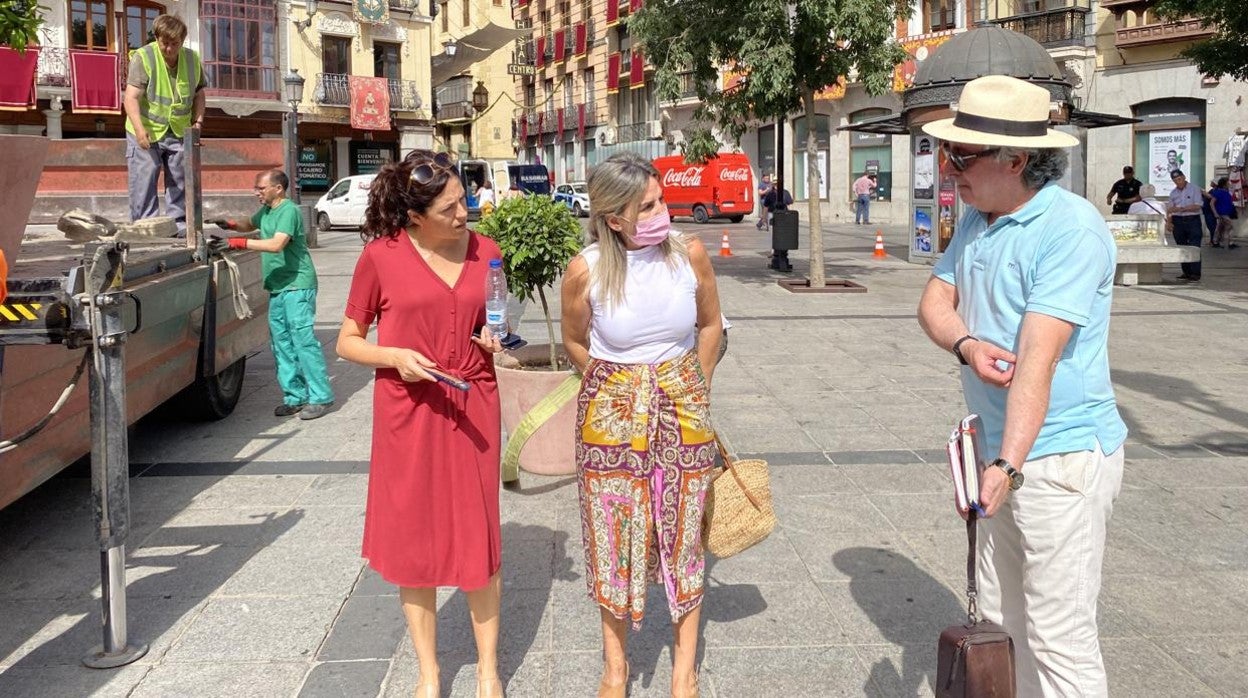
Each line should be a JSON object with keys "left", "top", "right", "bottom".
{"left": 872, "top": 230, "right": 887, "bottom": 259}
{"left": 719, "top": 230, "right": 734, "bottom": 257}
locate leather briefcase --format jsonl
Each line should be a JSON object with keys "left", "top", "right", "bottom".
{"left": 936, "top": 513, "right": 1016, "bottom": 697}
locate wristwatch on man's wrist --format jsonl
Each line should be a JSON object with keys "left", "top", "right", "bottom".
{"left": 990, "top": 458, "right": 1025, "bottom": 490}
{"left": 951, "top": 335, "right": 977, "bottom": 366}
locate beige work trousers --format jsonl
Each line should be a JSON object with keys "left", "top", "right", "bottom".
{"left": 976, "top": 443, "right": 1125, "bottom": 697}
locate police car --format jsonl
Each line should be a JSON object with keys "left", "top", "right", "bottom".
{"left": 552, "top": 182, "right": 591, "bottom": 217}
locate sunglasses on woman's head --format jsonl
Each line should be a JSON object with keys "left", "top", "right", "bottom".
{"left": 941, "top": 143, "right": 1000, "bottom": 172}
{"left": 410, "top": 152, "right": 457, "bottom": 186}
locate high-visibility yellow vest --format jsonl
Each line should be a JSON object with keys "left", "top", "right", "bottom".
{"left": 125, "top": 43, "right": 202, "bottom": 140}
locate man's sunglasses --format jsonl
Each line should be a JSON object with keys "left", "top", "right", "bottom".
{"left": 941, "top": 144, "right": 1000, "bottom": 172}
{"left": 410, "top": 152, "right": 457, "bottom": 186}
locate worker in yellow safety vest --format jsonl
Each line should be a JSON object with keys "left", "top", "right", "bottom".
{"left": 123, "top": 14, "right": 205, "bottom": 238}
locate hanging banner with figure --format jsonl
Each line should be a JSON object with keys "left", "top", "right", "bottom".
{"left": 1148, "top": 129, "right": 1190, "bottom": 196}
{"left": 355, "top": 0, "right": 390, "bottom": 25}
{"left": 349, "top": 76, "right": 391, "bottom": 131}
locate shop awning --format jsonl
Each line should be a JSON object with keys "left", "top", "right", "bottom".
{"left": 1067, "top": 108, "right": 1140, "bottom": 129}
{"left": 836, "top": 111, "right": 908, "bottom": 135}
{"left": 432, "top": 22, "right": 533, "bottom": 85}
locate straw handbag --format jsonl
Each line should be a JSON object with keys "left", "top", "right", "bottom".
{"left": 702, "top": 435, "right": 777, "bottom": 558}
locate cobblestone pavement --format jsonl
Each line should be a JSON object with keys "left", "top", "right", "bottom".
{"left": 1, "top": 219, "right": 1245, "bottom": 696}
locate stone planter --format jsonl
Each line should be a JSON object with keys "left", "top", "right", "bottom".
{"left": 495, "top": 343, "right": 578, "bottom": 479}
{"left": 0, "top": 134, "right": 50, "bottom": 267}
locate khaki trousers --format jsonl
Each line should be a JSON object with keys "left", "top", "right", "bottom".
{"left": 976, "top": 444, "right": 1125, "bottom": 697}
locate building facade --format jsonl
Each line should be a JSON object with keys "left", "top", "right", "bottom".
{"left": 429, "top": 0, "right": 528, "bottom": 167}
{"left": 0, "top": 0, "right": 435, "bottom": 198}
{"left": 1085, "top": 0, "right": 1248, "bottom": 210}
{"left": 512, "top": 0, "right": 669, "bottom": 184}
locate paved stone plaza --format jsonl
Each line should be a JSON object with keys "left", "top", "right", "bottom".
{"left": 1, "top": 221, "right": 1245, "bottom": 696}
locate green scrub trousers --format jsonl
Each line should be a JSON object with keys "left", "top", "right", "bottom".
{"left": 269, "top": 288, "right": 333, "bottom": 407}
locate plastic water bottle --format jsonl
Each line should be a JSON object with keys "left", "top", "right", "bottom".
{"left": 485, "top": 259, "right": 508, "bottom": 337}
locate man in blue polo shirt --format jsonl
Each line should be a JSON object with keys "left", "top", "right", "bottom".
{"left": 917, "top": 76, "right": 1127, "bottom": 697}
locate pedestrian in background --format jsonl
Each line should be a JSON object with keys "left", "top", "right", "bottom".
{"left": 853, "top": 172, "right": 877, "bottom": 224}
{"left": 560, "top": 153, "right": 721, "bottom": 698}
{"left": 1127, "top": 183, "right": 1165, "bottom": 217}
{"left": 917, "top": 75, "right": 1128, "bottom": 697}
{"left": 1166, "top": 170, "right": 1204, "bottom": 281}
{"left": 756, "top": 172, "right": 773, "bottom": 230}
{"left": 1104, "top": 165, "right": 1142, "bottom": 214}
{"left": 210, "top": 169, "right": 334, "bottom": 420}
{"left": 123, "top": 14, "right": 205, "bottom": 237}
{"left": 335, "top": 151, "right": 506, "bottom": 698}
{"left": 1210, "top": 177, "right": 1236, "bottom": 248}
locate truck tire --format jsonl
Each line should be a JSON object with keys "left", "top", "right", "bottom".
{"left": 317, "top": 212, "right": 332, "bottom": 232}
{"left": 692, "top": 205, "right": 710, "bottom": 224}
{"left": 177, "top": 357, "right": 247, "bottom": 421}
{"left": 728, "top": 215, "right": 744, "bottom": 223}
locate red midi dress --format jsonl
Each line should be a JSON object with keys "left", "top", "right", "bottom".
{"left": 344, "top": 232, "right": 503, "bottom": 590}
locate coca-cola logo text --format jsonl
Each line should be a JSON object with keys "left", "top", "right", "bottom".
{"left": 662, "top": 167, "right": 704, "bottom": 187}
{"left": 719, "top": 167, "right": 750, "bottom": 182}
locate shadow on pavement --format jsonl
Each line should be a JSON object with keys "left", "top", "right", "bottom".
{"left": 1111, "top": 367, "right": 1248, "bottom": 449}
{"left": 833, "top": 547, "right": 964, "bottom": 696}
{"left": 0, "top": 472, "right": 303, "bottom": 695}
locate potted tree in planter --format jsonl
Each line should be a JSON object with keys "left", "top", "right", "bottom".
{"left": 0, "top": 1, "right": 50, "bottom": 268}
{"left": 475, "top": 192, "right": 582, "bottom": 483}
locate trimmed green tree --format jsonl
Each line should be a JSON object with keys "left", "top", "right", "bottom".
{"left": 475, "top": 194, "right": 583, "bottom": 369}
{"left": 631, "top": 0, "right": 913, "bottom": 287}
{"left": 0, "top": 1, "right": 47, "bottom": 52}
{"left": 1153, "top": 0, "right": 1248, "bottom": 81}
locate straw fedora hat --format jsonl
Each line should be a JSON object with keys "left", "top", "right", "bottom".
{"left": 922, "top": 75, "right": 1078, "bottom": 148}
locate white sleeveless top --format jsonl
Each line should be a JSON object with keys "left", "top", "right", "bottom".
{"left": 582, "top": 242, "right": 698, "bottom": 364}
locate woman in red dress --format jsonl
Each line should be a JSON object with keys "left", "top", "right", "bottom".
{"left": 335, "top": 151, "right": 506, "bottom": 698}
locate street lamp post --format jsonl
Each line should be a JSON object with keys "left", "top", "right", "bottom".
{"left": 283, "top": 68, "right": 306, "bottom": 204}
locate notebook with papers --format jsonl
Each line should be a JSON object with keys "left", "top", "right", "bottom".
{"left": 946, "top": 414, "right": 988, "bottom": 516}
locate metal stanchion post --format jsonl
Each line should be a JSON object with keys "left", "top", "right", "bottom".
{"left": 82, "top": 243, "right": 148, "bottom": 669}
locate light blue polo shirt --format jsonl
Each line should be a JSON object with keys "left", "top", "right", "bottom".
{"left": 933, "top": 182, "right": 1127, "bottom": 461}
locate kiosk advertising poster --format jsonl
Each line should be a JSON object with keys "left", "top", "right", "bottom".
{"left": 914, "top": 207, "right": 933, "bottom": 253}
{"left": 914, "top": 137, "right": 935, "bottom": 200}
{"left": 938, "top": 173, "right": 957, "bottom": 252}
{"left": 1149, "top": 130, "right": 1190, "bottom": 196}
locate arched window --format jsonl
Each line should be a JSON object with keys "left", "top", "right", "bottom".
{"left": 849, "top": 108, "right": 894, "bottom": 202}
{"left": 125, "top": 1, "right": 164, "bottom": 52}
{"left": 1131, "top": 98, "right": 1206, "bottom": 197}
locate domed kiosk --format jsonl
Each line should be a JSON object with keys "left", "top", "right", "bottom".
{"left": 844, "top": 25, "right": 1135, "bottom": 263}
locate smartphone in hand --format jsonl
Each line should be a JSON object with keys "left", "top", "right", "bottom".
{"left": 474, "top": 325, "right": 528, "bottom": 350}
{"left": 424, "top": 366, "right": 470, "bottom": 391}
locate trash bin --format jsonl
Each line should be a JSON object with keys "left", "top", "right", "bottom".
{"left": 771, "top": 210, "right": 799, "bottom": 251}
{"left": 299, "top": 203, "right": 318, "bottom": 249}
{"left": 770, "top": 209, "right": 799, "bottom": 271}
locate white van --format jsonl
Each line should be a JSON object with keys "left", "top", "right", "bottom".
{"left": 314, "top": 174, "right": 376, "bottom": 231}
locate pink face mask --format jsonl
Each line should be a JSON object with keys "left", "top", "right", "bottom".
{"left": 628, "top": 211, "right": 671, "bottom": 247}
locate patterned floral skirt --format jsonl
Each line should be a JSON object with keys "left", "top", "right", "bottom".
{"left": 576, "top": 351, "right": 716, "bottom": 628}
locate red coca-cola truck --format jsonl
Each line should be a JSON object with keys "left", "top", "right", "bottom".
{"left": 653, "top": 153, "right": 755, "bottom": 224}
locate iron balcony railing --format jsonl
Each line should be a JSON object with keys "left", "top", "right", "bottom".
{"left": 990, "top": 6, "right": 1089, "bottom": 48}
{"left": 314, "top": 73, "right": 351, "bottom": 105}
{"left": 675, "top": 71, "right": 715, "bottom": 100}
{"left": 616, "top": 120, "right": 658, "bottom": 142}
{"left": 36, "top": 46, "right": 70, "bottom": 87}
{"left": 389, "top": 78, "right": 423, "bottom": 111}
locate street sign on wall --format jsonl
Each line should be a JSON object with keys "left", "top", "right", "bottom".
{"left": 508, "top": 64, "right": 536, "bottom": 76}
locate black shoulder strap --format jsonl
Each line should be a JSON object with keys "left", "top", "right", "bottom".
{"left": 966, "top": 511, "right": 979, "bottom": 623}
